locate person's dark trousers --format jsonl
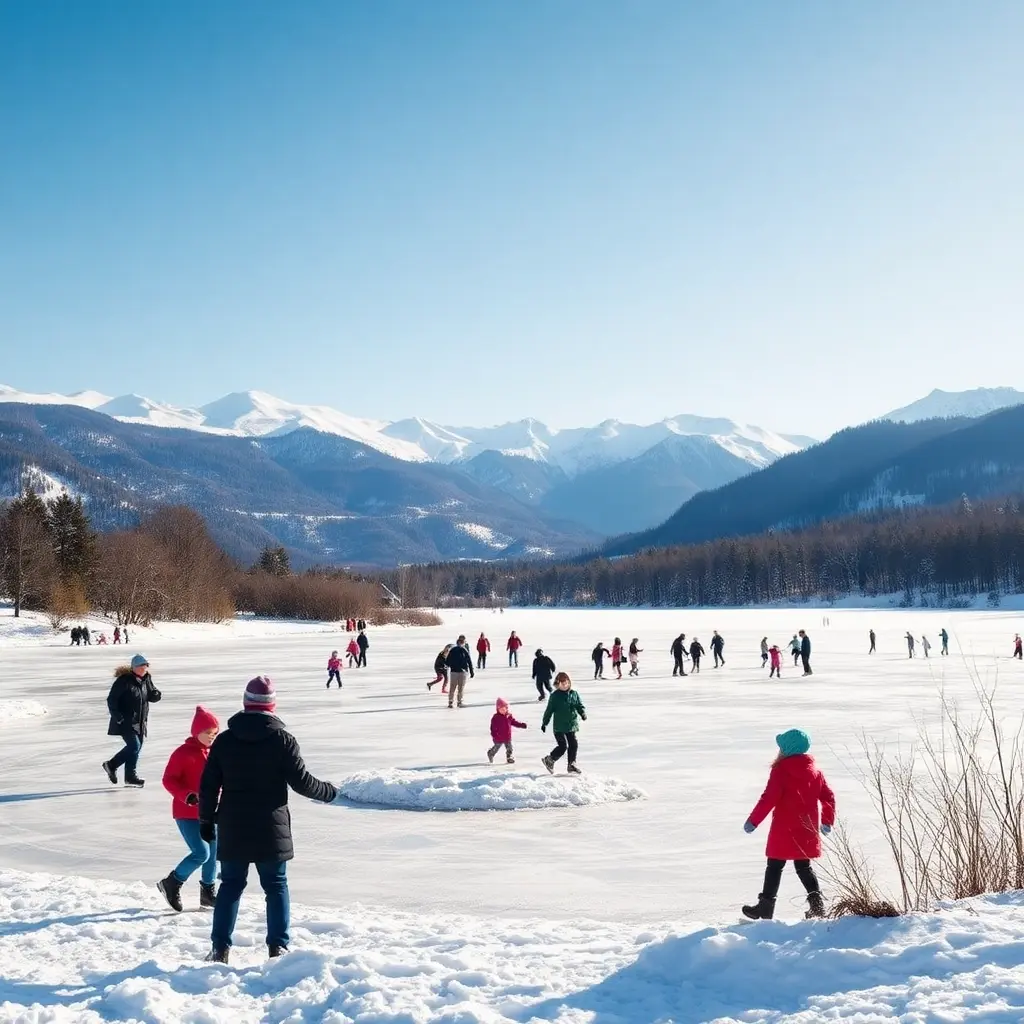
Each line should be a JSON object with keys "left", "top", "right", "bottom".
{"left": 793, "top": 651, "right": 801, "bottom": 666}
{"left": 691, "top": 658, "right": 700, "bottom": 673}
{"left": 869, "top": 642, "right": 876, "bottom": 653}
{"left": 673, "top": 654, "right": 686, "bottom": 676}
{"left": 942, "top": 643, "right": 949, "bottom": 656}
{"left": 108, "top": 730, "right": 142, "bottom": 777}
{"left": 327, "top": 670, "right": 341, "bottom": 687}
{"left": 357, "top": 652, "right": 367, "bottom": 668}
{"left": 593, "top": 663, "right": 601, "bottom": 679}
{"left": 477, "top": 652, "right": 487, "bottom": 669}
{"left": 714, "top": 651, "right": 724, "bottom": 667}
{"left": 536, "top": 679, "right": 552, "bottom": 698}
{"left": 761, "top": 655, "right": 768, "bottom": 667}
{"left": 549, "top": 732, "right": 578, "bottom": 764}
{"left": 212, "top": 860, "right": 290, "bottom": 951}
{"left": 770, "top": 666, "right": 780, "bottom": 678}
{"left": 801, "top": 654, "right": 812, "bottom": 675}
{"left": 762, "top": 857, "right": 819, "bottom": 899}
{"left": 488, "top": 741, "right": 513, "bottom": 761}
{"left": 508, "top": 651, "right": 518, "bottom": 667}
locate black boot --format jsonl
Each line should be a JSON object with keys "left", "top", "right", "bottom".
{"left": 741, "top": 894, "right": 776, "bottom": 920}
{"left": 125, "top": 775, "right": 145, "bottom": 788}
{"left": 157, "top": 873, "right": 184, "bottom": 913}
{"left": 205, "top": 947, "right": 229, "bottom": 964}
{"left": 805, "top": 891, "right": 825, "bottom": 919}
{"left": 102, "top": 761, "right": 117, "bottom": 785}
{"left": 268, "top": 944, "right": 288, "bottom": 958}
{"left": 199, "top": 882, "right": 217, "bottom": 909}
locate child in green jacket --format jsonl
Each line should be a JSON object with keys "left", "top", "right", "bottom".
{"left": 541, "top": 672, "right": 587, "bottom": 775}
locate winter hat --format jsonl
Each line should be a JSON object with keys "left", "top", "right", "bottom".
{"left": 776, "top": 728, "right": 811, "bottom": 757}
{"left": 496, "top": 698, "right": 509, "bottom": 711}
{"left": 243, "top": 675, "right": 277, "bottom": 713}
{"left": 130, "top": 653, "right": 149, "bottom": 670}
{"left": 191, "top": 705, "right": 220, "bottom": 737}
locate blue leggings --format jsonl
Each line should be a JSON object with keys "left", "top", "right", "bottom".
{"left": 173, "top": 819, "right": 217, "bottom": 885}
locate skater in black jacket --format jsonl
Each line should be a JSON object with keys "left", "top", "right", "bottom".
{"left": 670, "top": 634, "right": 687, "bottom": 677}
{"left": 689, "top": 638, "right": 705, "bottom": 673}
{"left": 591, "top": 642, "right": 611, "bottom": 680}
{"left": 532, "top": 649, "right": 556, "bottom": 700}
{"left": 711, "top": 631, "right": 726, "bottom": 668}
{"left": 356, "top": 630, "right": 369, "bottom": 667}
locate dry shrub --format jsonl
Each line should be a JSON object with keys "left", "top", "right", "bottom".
{"left": 825, "top": 674, "right": 1024, "bottom": 917}
{"left": 371, "top": 607, "right": 442, "bottom": 627}
{"left": 47, "top": 580, "right": 89, "bottom": 630}
{"left": 234, "top": 571, "right": 378, "bottom": 622}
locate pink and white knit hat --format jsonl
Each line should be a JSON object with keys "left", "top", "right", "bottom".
{"left": 243, "top": 675, "right": 277, "bottom": 712}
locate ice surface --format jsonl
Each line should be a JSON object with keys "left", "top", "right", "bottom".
{"left": 0, "top": 699, "right": 48, "bottom": 723}
{"left": 335, "top": 766, "right": 647, "bottom": 811}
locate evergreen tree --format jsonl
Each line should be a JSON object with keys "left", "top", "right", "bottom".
{"left": 0, "top": 489, "right": 56, "bottom": 617}
{"left": 257, "top": 545, "right": 291, "bottom": 576}
{"left": 47, "top": 493, "right": 97, "bottom": 584}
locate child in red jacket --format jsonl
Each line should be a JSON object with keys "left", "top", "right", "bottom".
{"left": 741, "top": 728, "right": 835, "bottom": 921}
{"left": 327, "top": 650, "right": 342, "bottom": 688}
{"left": 346, "top": 638, "right": 360, "bottom": 668}
{"left": 488, "top": 697, "right": 527, "bottom": 764}
{"left": 157, "top": 706, "right": 220, "bottom": 913}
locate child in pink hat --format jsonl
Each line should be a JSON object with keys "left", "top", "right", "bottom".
{"left": 488, "top": 698, "right": 527, "bottom": 765}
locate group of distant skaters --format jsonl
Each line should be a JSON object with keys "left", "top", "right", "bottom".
{"left": 70, "top": 624, "right": 130, "bottom": 646}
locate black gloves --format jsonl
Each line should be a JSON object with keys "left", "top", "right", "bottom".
{"left": 185, "top": 793, "right": 199, "bottom": 806}
{"left": 199, "top": 821, "right": 215, "bottom": 843}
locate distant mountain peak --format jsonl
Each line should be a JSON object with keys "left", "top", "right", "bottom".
{"left": 882, "top": 387, "right": 1024, "bottom": 424}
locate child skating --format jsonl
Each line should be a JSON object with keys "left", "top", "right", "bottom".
{"left": 327, "top": 651, "right": 342, "bottom": 688}
{"left": 157, "top": 706, "right": 220, "bottom": 912}
{"left": 346, "top": 637, "right": 360, "bottom": 667}
{"left": 488, "top": 698, "right": 527, "bottom": 764}
{"left": 741, "top": 728, "right": 836, "bottom": 921}
{"left": 768, "top": 644, "right": 782, "bottom": 678}
{"left": 541, "top": 672, "right": 586, "bottom": 775}
{"left": 428, "top": 645, "right": 451, "bottom": 692}
{"left": 628, "top": 638, "right": 643, "bottom": 676}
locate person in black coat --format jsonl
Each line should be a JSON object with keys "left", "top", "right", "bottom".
{"left": 445, "top": 637, "right": 475, "bottom": 708}
{"left": 799, "top": 630, "right": 813, "bottom": 676}
{"left": 710, "top": 631, "right": 726, "bottom": 668}
{"left": 670, "top": 634, "right": 687, "bottom": 676}
{"left": 689, "top": 638, "right": 705, "bottom": 673}
{"left": 356, "top": 630, "right": 369, "bottom": 667}
{"left": 199, "top": 676, "right": 337, "bottom": 963}
{"left": 532, "top": 648, "right": 556, "bottom": 700}
{"left": 591, "top": 643, "right": 611, "bottom": 679}
{"left": 102, "top": 654, "right": 161, "bottom": 787}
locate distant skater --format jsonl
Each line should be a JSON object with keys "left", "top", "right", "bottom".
{"left": 592, "top": 642, "right": 611, "bottom": 680}
{"left": 769, "top": 644, "right": 782, "bottom": 679}
{"left": 799, "top": 630, "right": 812, "bottom": 676}
{"left": 611, "top": 638, "right": 624, "bottom": 680}
{"left": 869, "top": 629, "right": 876, "bottom": 654}
{"left": 1015, "top": 634, "right": 1023, "bottom": 660}
{"left": 446, "top": 635, "right": 475, "bottom": 709}
{"left": 326, "top": 651, "right": 342, "bottom": 689}
{"left": 789, "top": 635, "right": 801, "bottom": 667}
{"left": 689, "top": 637, "right": 705, "bottom": 673}
{"left": 741, "top": 729, "right": 835, "bottom": 921}
{"left": 921, "top": 635, "right": 931, "bottom": 658}
{"left": 760, "top": 637, "right": 769, "bottom": 668}
{"left": 532, "top": 648, "right": 556, "bottom": 700}
{"left": 628, "top": 639, "right": 642, "bottom": 677}
{"left": 905, "top": 632, "right": 916, "bottom": 659}
{"left": 711, "top": 631, "right": 726, "bottom": 668}
{"left": 476, "top": 633, "right": 491, "bottom": 670}
{"left": 356, "top": 630, "right": 369, "bottom": 668}
{"left": 507, "top": 631, "right": 523, "bottom": 667}
{"left": 346, "top": 638, "right": 359, "bottom": 668}
{"left": 487, "top": 698, "right": 527, "bottom": 765}
{"left": 541, "top": 672, "right": 586, "bottom": 775}
{"left": 670, "top": 633, "right": 688, "bottom": 677}
{"left": 940, "top": 628, "right": 949, "bottom": 656}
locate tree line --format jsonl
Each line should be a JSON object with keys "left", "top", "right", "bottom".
{"left": 0, "top": 491, "right": 396, "bottom": 625}
{"left": 381, "top": 495, "right": 1024, "bottom": 609}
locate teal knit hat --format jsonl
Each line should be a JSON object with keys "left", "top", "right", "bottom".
{"left": 776, "top": 728, "right": 811, "bottom": 757}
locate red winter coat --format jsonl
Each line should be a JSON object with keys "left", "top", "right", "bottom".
{"left": 477, "top": 637, "right": 491, "bottom": 654}
{"left": 328, "top": 656, "right": 341, "bottom": 672}
{"left": 162, "top": 737, "right": 210, "bottom": 820}
{"left": 748, "top": 754, "right": 836, "bottom": 860}
{"left": 769, "top": 647, "right": 782, "bottom": 669}
{"left": 506, "top": 635, "right": 522, "bottom": 652}
{"left": 490, "top": 711, "right": 527, "bottom": 744}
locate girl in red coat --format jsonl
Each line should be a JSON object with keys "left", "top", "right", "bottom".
{"left": 157, "top": 706, "right": 220, "bottom": 913}
{"left": 488, "top": 697, "right": 527, "bottom": 764}
{"left": 327, "top": 650, "right": 342, "bottom": 688}
{"left": 741, "top": 728, "right": 835, "bottom": 921}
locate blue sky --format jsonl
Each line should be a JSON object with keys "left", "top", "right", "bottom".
{"left": 1, "top": 1, "right": 1021, "bottom": 437}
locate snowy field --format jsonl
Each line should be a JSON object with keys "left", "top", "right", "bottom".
{"left": 2, "top": 606, "right": 1024, "bottom": 1022}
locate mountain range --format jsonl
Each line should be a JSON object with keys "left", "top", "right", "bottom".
{"left": 1, "top": 383, "right": 1022, "bottom": 566}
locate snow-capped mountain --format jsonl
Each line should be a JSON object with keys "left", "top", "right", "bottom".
{"left": 0, "top": 384, "right": 808, "bottom": 475}
{"left": 882, "top": 387, "right": 1024, "bottom": 424}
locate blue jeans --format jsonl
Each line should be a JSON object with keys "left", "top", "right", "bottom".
{"left": 108, "top": 730, "right": 142, "bottom": 776}
{"left": 212, "top": 860, "right": 289, "bottom": 950}
{"left": 173, "top": 820, "right": 217, "bottom": 885}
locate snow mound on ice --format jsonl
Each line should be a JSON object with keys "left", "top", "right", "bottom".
{"left": 335, "top": 768, "right": 647, "bottom": 811}
{"left": 0, "top": 700, "right": 48, "bottom": 724}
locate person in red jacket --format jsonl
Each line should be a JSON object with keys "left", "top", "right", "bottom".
{"left": 487, "top": 698, "right": 527, "bottom": 764}
{"left": 741, "top": 728, "right": 836, "bottom": 921}
{"left": 506, "top": 631, "right": 523, "bottom": 667}
{"left": 768, "top": 645, "right": 782, "bottom": 679}
{"left": 476, "top": 632, "right": 492, "bottom": 670}
{"left": 346, "top": 637, "right": 360, "bottom": 667}
{"left": 327, "top": 650, "right": 342, "bottom": 689}
{"left": 157, "top": 706, "right": 221, "bottom": 912}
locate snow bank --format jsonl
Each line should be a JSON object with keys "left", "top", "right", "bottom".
{"left": 0, "top": 700, "right": 47, "bottom": 724}
{"left": 3, "top": 867, "right": 1024, "bottom": 1023}
{"left": 335, "top": 767, "right": 647, "bottom": 811}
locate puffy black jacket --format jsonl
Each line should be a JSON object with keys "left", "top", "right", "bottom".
{"left": 433, "top": 650, "right": 448, "bottom": 674}
{"left": 711, "top": 635, "right": 725, "bottom": 652}
{"left": 106, "top": 671, "right": 162, "bottom": 737}
{"left": 356, "top": 632, "right": 369, "bottom": 650}
{"left": 532, "top": 654, "right": 556, "bottom": 683}
{"left": 690, "top": 641, "right": 705, "bottom": 659}
{"left": 199, "top": 711, "right": 337, "bottom": 863}
{"left": 670, "top": 636, "right": 685, "bottom": 657}
{"left": 445, "top": 644, "right": 474, "bottom": 675}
